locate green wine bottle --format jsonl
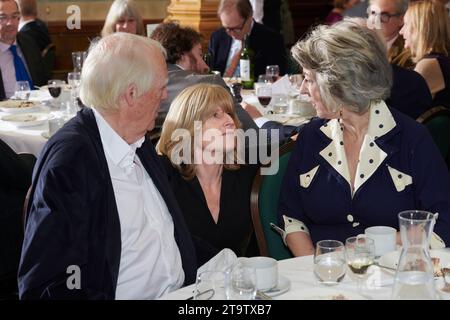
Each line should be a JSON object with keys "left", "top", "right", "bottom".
{"left": 239, "top": 35, "right": 254, "bottom": 89}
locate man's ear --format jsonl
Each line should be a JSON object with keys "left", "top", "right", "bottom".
{"left": 124, "top": 83, "right": 137, "bottom": 107}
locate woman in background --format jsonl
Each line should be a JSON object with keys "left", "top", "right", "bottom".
{"left": 400, "top": 0, "right": 450, "bottom": 108}
{"left": 101, "top": 0, "right": 145, "bottom": 37}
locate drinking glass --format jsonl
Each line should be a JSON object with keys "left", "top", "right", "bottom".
{"left": 14, "top": 81, "right": 31, "bottom": 100}
{"left": 257, "top": 74, "right": 271, "bottom": 83}
{"left": 345, "top": 235, "right": 375, "bottom": 294}
{"left": 194, "top": 271, "right": 229, "bottom": 300}
{"left": 47, "top": 80, "right": 64, "bottom": 99}
{"left": 313, "top": 240, "right": 346, "bottom": 286}
{"left": 67, "top": 72, "right": 81, "bottom": 90}
{"left": 72, "top": 51, "right": 87, "bottom": 72}
{"left": 256, "top": 84, "right": 272, "bottom": 107}
{"left": 265, "top": 65, "right": 280, "bottom": 83}
{"left": 227, "top": 263, "right": 257, "bottom": 300}
{"left": 272, "top": 94, "right": 288, "bottom": 114}
{"left": 289, "top": 74, "right": 303, "bottom": 91}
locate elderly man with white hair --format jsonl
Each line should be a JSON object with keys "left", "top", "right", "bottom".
{"left": 18, "top": 33, "right": 198, "bottom": 299}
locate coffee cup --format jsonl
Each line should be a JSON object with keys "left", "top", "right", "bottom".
{"left": 238, "top": 256, "right": 278, "bottom": 291}
{"left": 365, "top": 226, "right": 397, "bottom": 257}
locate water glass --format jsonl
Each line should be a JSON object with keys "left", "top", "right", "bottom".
{"left": 265, "top": 65, "right": 280, "bottom": 83}
{"left": 227, "top": 263, "right": 257, "bottom": 300}
{"left": 313, "top": 240, "right": 346, "bottom": 285}
{"left": 67, "top": 72, "right": 81, "bottom": 90}
{"left": 14, "top": 81, "right": 31, "bottom": 100}
{"left": 272, "top": 94, "right": 288, "bottom": 114}
{"left": 72, "top": 51, "right": 87, "bottom": 72}
{"left": 194, "top": 271, "right": 229, "bottom": 300}
{"left": 345, "top": 235, "right": 375, "bottom": 293}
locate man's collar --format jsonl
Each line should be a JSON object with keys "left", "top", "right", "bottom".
{"left": 0, "top": 39, "right": 17, "bottom": 53}
{"left": 92, "top": 108, "right": 145, "bottom": 170}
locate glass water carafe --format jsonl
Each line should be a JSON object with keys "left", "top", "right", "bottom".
{"left": 391, "top": 210, "right": 438, "bottom": 300}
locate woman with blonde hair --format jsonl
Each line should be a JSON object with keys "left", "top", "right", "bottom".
{"left": 157, "top": 83, "right": 259, "bottom": 258}
{"left": 325, "top": 0, "right": 360, "bottom": 25}
{"left": 101, "top": 0, "right": 145, "bottom": 37}
{"left": 278, "top": 20, "right": 450, "bottom": 257}
{"left": 400, "top": 0, "right": 450, "bottom": 108}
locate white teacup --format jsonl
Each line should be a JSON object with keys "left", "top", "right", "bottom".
{"left": 238, "top": 256, "right": 278, "bottom": 291}
{"left": 365, "top": 226, "right": 397, "bottom": 257}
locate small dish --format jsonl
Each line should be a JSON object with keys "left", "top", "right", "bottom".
{"left": 0, "top": 100, "right": 39, "bottom": 113}
{"left": 1, "top": 113, "right": 49, "bottom": 127}
{"left": 260, "top": 275, "right": 291, "bottom": 297}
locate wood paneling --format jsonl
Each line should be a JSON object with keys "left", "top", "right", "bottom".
{"left": 47, "top": 19, "right": 162, "bottom": 79}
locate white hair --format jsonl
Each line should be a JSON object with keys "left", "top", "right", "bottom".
{"left": 79, "top": 32, "right": 166, "bottom": 113}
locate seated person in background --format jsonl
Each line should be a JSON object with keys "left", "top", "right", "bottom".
{"left": 0, "top": 0, "right": 47, "bottom": 99}
{"left": 325, "top": 0, "right": 360, "bottom": 25}
{"left": 0, "top": 139, "right": 35, "bottom": 299}
{"left": 150, "top": 22, "right": 296, "bottom": 144}
{"left": 17, "top": 0, "right": 51, "bottom": 52}
{"left": 400, "top": 1, "right": 450, "bottom": 109}
{"left": 278, "top": 21, "right": 450, "bottom": 257}
{"left": 157, "top": 83, "right": 259, "bottom": 258}
{"left": 101, "top": 0, "right": 145, "bottom": 37}
{"left": 18, "top": 33, "right": 198, "bottom": 299}
{"left": 367, "top": 0, "right": 413, "bottom": 69}
{"left": 208, "top": 0, "right": 287, "bottom": 79}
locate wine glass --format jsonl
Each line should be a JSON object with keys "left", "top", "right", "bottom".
{"left": 272, "top": 94, "right": 288, "bottom": 114}
{"left": 48, "top": 80, "right": 65, "bottom": 109}
{"left": 314, "top": 240, "right": 346, "bottom": 286}
{"left": 194, "top": 270, "right": 229, "bottom": 300}
{"left": 227, "top": 262, "right": 257, "bottom": 300}
{"left": 72, "top": 51, "right": 87, "bottom": 72}
{"left": 265, "top": 65, "right": 280, "bottom": 83}
{"left": 256, "top": 83, "right": 272, "bottom": 107}
{"left": 14, "top": 81, "right": 31, "bottom": 100}
{"left": 345, "top": 235, "right": 375, "bottom": 295}
{"left": 67, "top": 72, "right": 81, "bottom": 90}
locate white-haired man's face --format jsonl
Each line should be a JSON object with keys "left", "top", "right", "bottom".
{"left": 368, "top": 0, "right": 404, "bottom": 42}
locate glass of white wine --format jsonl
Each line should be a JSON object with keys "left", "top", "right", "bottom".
{"left": 345, "top": 235, "right": 375, "bottom": 295}
{"left": 313, "top": 240, "right": 346, "bottom": 285}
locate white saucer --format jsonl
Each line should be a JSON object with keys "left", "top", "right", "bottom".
{"left": 260, "top": 275, "right": 291, "bottom": 297}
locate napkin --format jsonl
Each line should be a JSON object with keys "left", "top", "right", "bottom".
{"left": 196, "top": 248, "right": 237, "bottom": 275}
{"left": 270, "top": 75, "right": 297, "bottom": 97}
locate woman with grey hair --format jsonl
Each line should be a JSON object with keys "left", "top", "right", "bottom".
{"left": 277, "top": 20, "right": 450, "bottom": 257}
{"left": 101, "top": 0, "right": 145, "bottom": 37}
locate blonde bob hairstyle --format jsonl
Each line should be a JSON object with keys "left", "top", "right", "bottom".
{"left": 157, "top": 83, "right": 241, "bottom": 180}
{"left": 404, "top": 0, "right": 450, "bottom": 62}
{"left": 101, "top": 0, "right": 145, "bottom": 37}
{"left": 291, "top": 20, "right": 392, "bottom": 114}
{"left": 80, "top": 33, "right": 166, "bottom": 113}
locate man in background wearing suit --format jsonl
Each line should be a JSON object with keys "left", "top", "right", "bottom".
{"left": 17, "top": 0, "right": 50, "bottom": 52}
{"left": 209, "top": 0, "right": 287, "bottom": 79}
{"left": 0, "top": 0, "right": 46, "bottom": 99}
{"left": 368, "top": 0, "right": 413, "bottom": 69}
{"left": 18, "top": 33, "right": 198, "bottom": 299}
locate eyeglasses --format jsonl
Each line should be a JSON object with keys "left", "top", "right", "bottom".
{"left": 0, "top": 13, "right": 20, "bottom": 24}
{"left": 367, "top": 10, "right": 402, "bottom": 23}
{"left": 224, "top": 17, "right": 247, "bottom": 33}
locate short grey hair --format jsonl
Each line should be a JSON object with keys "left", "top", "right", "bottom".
{"left": 369, "top": 0, "right": 409, "bottom": 15}
{"left": 80, "top": 32, "right": 167, "bottom": 113}
{"left": 291, "top": 20, "right": 392, "bottom": 114}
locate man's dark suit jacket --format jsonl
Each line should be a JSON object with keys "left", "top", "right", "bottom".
{"left": 19, "top": 19, "right": 51, "bottom": 52}
{"left": 18, "top": 108, "right": 198, "bottom": 299}
{"left": 0, "top": 32, "right": 48, "bottom": 100}
{"left": 387, "top": 64, "right": 433, "bottom": 120}
{"left": 208, "top": 21, "right": 287, "bottom": 78}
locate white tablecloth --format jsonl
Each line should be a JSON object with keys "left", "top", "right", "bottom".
{"left": 0, "top": 90, "right": 71, "bottom": 157}
{"left": 161, "top": 255, "right": 393, "bottom": 300}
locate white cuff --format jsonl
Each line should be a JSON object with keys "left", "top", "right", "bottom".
{"left": 282, "top": 215, "right": 310, "bottom": 246}
{"left": 430, "top": 232, "right": 446, "bottom": 249}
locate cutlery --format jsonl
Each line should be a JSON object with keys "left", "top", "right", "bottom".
{"left": 441, "top": 268, "right": 450, "bottom": 293}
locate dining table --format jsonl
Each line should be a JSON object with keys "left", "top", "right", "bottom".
{"left": 161, "top": 248, "right": 450, "bottom": 300}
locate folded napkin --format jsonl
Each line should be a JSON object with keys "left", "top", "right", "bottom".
{"left": 196, "top": 248, "right": 237, "bottom": 275}
{"left": 271, "top": 75, "right": 298, "bottom": 97}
